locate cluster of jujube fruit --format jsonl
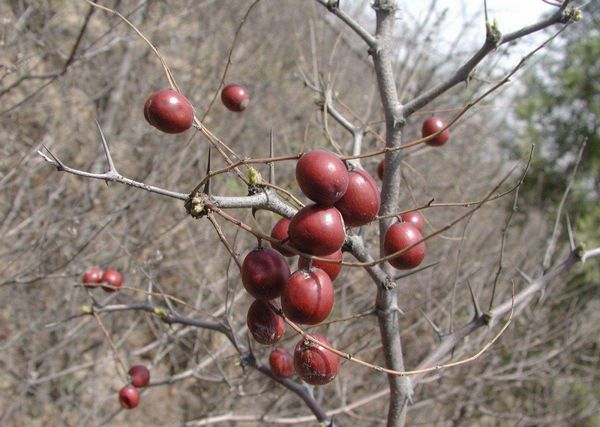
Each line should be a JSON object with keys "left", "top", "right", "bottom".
{"left": 82, "top": 266, "right": 124, "bottom": 292}
{"left": 118, "top": 365, "right": 151, "bottom": 410}
{"left": 135, "top": 85, "right": 445, "bottom": 388}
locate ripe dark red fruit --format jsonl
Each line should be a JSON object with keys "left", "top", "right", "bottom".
{"left": 296, "top": 150, "right": 349, "bottom": 205}
{"left": 377, "top": 159, "right": 385, "bottom": 180}
{"left": 242, "top": 247, "right": 290, "bottom": 300}
{"left": 281, "top": 268, "right": 334, "bottom": 325}
{"left": 297, "top": 249, "right": 342, "bottom": 281}
{"left": 294, "top": 334, "right": 339, "bottom": 385}
{"left": 401, "top": 210, "right": 424, "bottom": 232}
{"left": 82, "top": 266, "right": 103, "bottom": 288}
{"left": 101, "top": 269, "right": 123, "bottom": 292}
{"left": 128, "top": 365, "right": 150, "bottom": 388}
{"left": 334, "top": 169, "right": 380, "bottom": 227}
{"left": 144, "top": 89, "right": 194, "bottom": 134}
{"left": 422, "top": 117, "right": 449, "bottom": 146}
{"left": 270, "top": 218, "right": 295, "bottom": 257}
{"left": 383, "top": 222, "right": 426, "bottom": 270}
{"left": 119, "top": 385, "right": 140, "bottom": 409}
{"left": 221, "top": 83, "right": 250, "bottom": 112}
{"left": 288, "top": 205, "right": 345, "bottom": 256}
{"left": 269, "top": 348, "right": 294, "bottom": 378}
{"left": 246, "top": 300, "right": 285, "bottom": 345}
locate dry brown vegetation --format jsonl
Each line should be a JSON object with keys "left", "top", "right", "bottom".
{"left": 0, "top": 1, "right": 598, "bottom": 426}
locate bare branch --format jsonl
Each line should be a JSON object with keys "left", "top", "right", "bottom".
{"left": 315, "top": 0, "right": 377, "bottom": 48}
{"left": 402, "top": 7, "right": 577, "bottom": 117}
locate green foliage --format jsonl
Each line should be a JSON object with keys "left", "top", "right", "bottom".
{"left": 515, "top": 7, "right": 600, "bottom": 248}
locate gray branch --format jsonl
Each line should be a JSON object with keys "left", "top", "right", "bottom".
{"left": 402, "top": 5, "right": 576, "bottom": 117}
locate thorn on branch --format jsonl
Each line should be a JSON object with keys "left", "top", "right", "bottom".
{"left": 39, "top": 145, "right": 65, "bottom": 171}
{"left": 467, "top": 281, "right": 483, "bottom": 320}
{"left": 204, "top": 146, "right": 212, "bottom": 195}
{"left": 268, "top": 129, "right": 275, "bottom": 185}
{"left": 516, "top": 268, "right": 532, "bottom": 284}
{"left": 420, "top": 309, "right": 445, "bottom": 341}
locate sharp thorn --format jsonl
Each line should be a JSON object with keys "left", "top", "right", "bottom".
{"left": 467, "top": 280, "right": 482, "bottom": 319}
{"left": 95, "top": 120, "right": 116, "bottom": 172}
{"left": 269, "top": 129, "right": 275, "bottom": 185}
{"left": 419, "top": 309, "right": 444, "bottom": 340}
{"left": 566, "top": 212, "right": 576, "bottom": 251}
{"left": 534, "top": 288, "right": 546, "bottom": 310}
{"left": 516, "top": 268, "right": 532, "bottom": 284}
{"left": 203, "top": 146, "right": 212, "bottom": 195}
{"left": 394, "top": 260, "right": 440, "bottom": 280}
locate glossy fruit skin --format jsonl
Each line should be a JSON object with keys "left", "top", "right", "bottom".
{"left": 144, "top": 89, "right": 194, "bottom": 134}
{"left": 383, "top": 222, "right": 426, "bottom": 270}
{"left": 334, "top": 169, "right": 381, "bottom": 227}
{"left": 288, "top": 205, "right": 345, "bottom": 256}
{"left": 221, "top": 83, "right": 250, "bottom": 112}
{"left": 294, "top": 334, "right": 339, "bottom": 385}
{"left": 119, "top": 385, "right": 140, "bottom": 409}
{"left": 377, "top": 159, "right": 385, "bottom": 180}
{"left": 128, "top": 365, "right": 150, "bottom": 388}
{"left": 401, "top": 210, "right": 424, "bottom": 232}
{"left": 82, "top": 266, "right": 103, "bottom": 288}
{"left": 422, "top": 117, "right": 449, "bottom": 146}
{"left": 270, "top": 218, "right": 295, "bottom": 257}
{"left": 101, "top": 269, "right": 123, "bottom": 292}
{"left": 296, "top": 150, "right": 349, "bottom": 205}
{"left": 297, "top": 249, "right": 342, "bottom": 281}
{"left": 281, "top": 268, "right": 334, "bottom": 325}
{"left": 242, "top": 247, "right": 290, "bottom": 300}
{"left": 269, "top": 348, "right": 294, "bottom": 378}
{"left": 246, "top": 300, "right": 285, "bottom": 345}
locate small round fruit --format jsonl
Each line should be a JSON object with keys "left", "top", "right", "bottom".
{"left": 377, "top": 159, "right": 385, "bottom": 180}
{"left": 383, "top": 222, "right": 426, "bottom": 270}
{"left": 296, "top": 150, "right": 349, "bottom": 205}
{"left": 101, "top": 269, "right": 123, "bottom": 292}
{"left": 242, "top": 247, "right": 290, "bottom": 300}
{"left": 269, "top": 348, "right": 294, "bottom": 379}
{"left": 144, "top": 89, "right": 194, "bottom": 134}
{"left": 422, "top": 117, "right": 449, "bottom": 146}
{"left": 294, "top": 334, "right": 339, "bottom": 385}
{"left": 334, "top": 169, "right": 380, "bottom": 227}
{"left": 221, "top": 83, "right": 250, "bottom": 112}
{"left": 246, "top": 300, "right": 285, "bottom": 345}
{"left": 401, "top": 210, "right": 424, "bottom": 232}
{"left": 281, "top": 268, "right": 334, "bottom": 325}
{"left": 298, "top": 249, "right": 342, "bottom": 281}
{"left": 119, "top": 385, "right": 140, "bottom": 409}
{"left": 82, "top": 266, "right": 103, "bottom": 288}
{"left": 128, "top": 365, "right": 150, "bottom": 388}
{"left": 270, "top": 218, "right": 295, "bottom": 257}
{"left": 288, "top": 205, "right": 345, "bottom": 256}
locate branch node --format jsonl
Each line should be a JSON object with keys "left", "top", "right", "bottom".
{"left": 383, "top": 278, "right": 397, "bottom": 290}
{"left": 153, "top": 306, "right": 170, "bottom": 322}
{"left": 186, "top": 194, "right": 208, "bottom": 219}
{"left": 561, "top": 7, "right": 582, "bottom": 23}
{"left": 324, "top": 0, "right": 339, "bottom": 11}
{"left": 485, "top": 19, "right": 503, "bottom": 47}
